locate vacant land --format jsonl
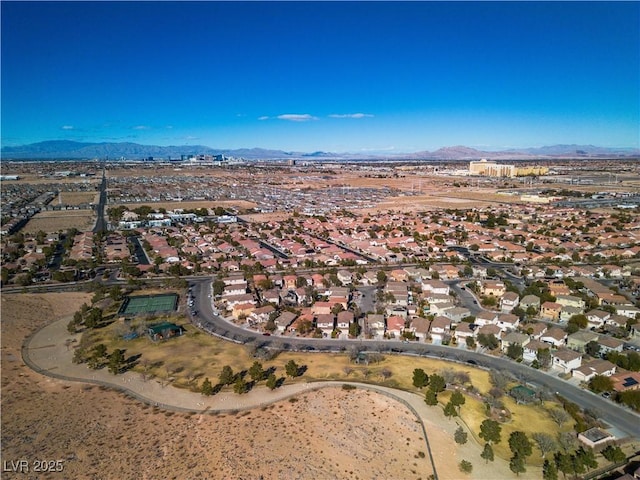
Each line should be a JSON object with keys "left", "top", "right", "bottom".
{"left": 21, "top": 211, "right": 96, "bottom": 234}
{"left": 47, "top": 191, "right": 99, "bottom": 206}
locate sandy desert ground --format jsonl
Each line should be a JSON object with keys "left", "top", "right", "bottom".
{"left": 21, "top": 211, "right": 96, "bottom": 234}
{"left": 1, "top": 293, "right": 536, "bottom": 479}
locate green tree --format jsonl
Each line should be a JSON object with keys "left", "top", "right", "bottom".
{"left": 376, "top": 270, "right": 387, "bottom": 283}
{"left": 459, "top": 460, "right": 473, "bottom": 474}
{"left": 285, "top": 360, "right": 300, "bottom": 378}
{"left": 429, "top": 374, "right": 446, "bottom": 393}
{"left": 509, "top": 454, "right": 527, "bottom": 476}
{"left": 601, "top": 445, "right": 625, "bottom": 463}
{"left": 537, "top": 348, "right": 552, "bottom": 369}
{"left": 507, "top": 343, "right": 524, "bottom": 361}
{"left": 108, "top": 349, "right": 124, "bottom": 374}
{"left": 508, "top": 431, "right": 533, "bottom": 461}
{"left": 554, "top": 452, "right": 573, "bottom": 479}
{"left": 589, "top": 374, "right": 614, "bottom": 393}
{"left": 248, "top": 361, "right": 264, "bottom": 382}
{"left": 542, "top": 459, "right": 558, "bottom": 480}
{"left": 585, "top": 341, "right": 601, "bottom": 358}
{"left": 479, "top": 419, "right": 502, "bottom": 444}
{"left": 412, "top": 368, "right": 429, "bottom": 388}
{"left": 266, "top": 373, "right": 278, "bottom": 390}
{"left": 424, "top": 388, "right": 438, "bottom": 406}
{"left": 450, "top": 390, "right": 466, "bottom": 413}
{"left": 444, "top": 401, "right": 457, "bottom": 418}
{"left": 481, "top": 443, "right": 494, "bottom": 464}
{"left": 233, "top": 376, "right": 248, "bottom": 394}
{"left": 576, "top": 446, "right": 597, "bottom": 471}
{"left": 219, "top": 365, "right": 235, "bottom": 385}
{"left": 201, "top": 377, "right": 214, "bottom": 396}
{"left": 454, "top": 426, "right": 468, "bottom": 445}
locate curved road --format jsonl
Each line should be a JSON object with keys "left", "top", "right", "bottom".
{"left": 189, "top": 278, "right": 640, "bottom": 439}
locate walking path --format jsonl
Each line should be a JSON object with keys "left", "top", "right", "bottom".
{"left": 23, "top": 316, "right": 528, "bottom": 479}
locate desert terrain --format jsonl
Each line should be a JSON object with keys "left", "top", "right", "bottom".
{"left": 0, "top": 292, "right": 537, "bottom": 479}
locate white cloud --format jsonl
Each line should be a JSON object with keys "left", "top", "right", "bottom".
{"left": 329, "top": 113, "right": 374, "bottom": 119}
{"left": 277, "top": 114, "right": 318, "bottom": 122}
{"left": 133, "top": 125, "right": 150, "bottom": 130}
{"left": 61, "top": 125, "right": 75, "bottom": 130}
{"left": 258, "top": 116, "right": 270, "bottom": 121}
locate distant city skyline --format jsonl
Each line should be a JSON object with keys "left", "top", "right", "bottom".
{"left": 1, "top": 1, "right": 638, "bottom": 153}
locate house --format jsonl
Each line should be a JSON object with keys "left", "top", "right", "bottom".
{"left": 586, "top": 309, "right": 610, "bottom": 329}
{"left": 540, "top": 327, "right": 567, "bottom": 347}
{"left": 429, "top": 316, "right": 451, "bottom": 344}
{"left": 223, "top": 282, "right": 248, "bottom": 297}
{"left": 610, "top": 371, "right": 640, "bottom": 393}
{"left": 366, "top": 314, "right": 386, "bottom": 338}
{"left": 421, "top": 280, "right": 450, "bottom": 296}
{"left": 261, "top": 289, "right": 281, "bottom": 306}
{"left": 497, "top": 313, "right": 520, "bottom": 332}
{"left": 475, "top": 310, "right": 498, "bottom": 326}
{"left": 616, "top": 305, "right": 640, "bottom": 320}
{"left": 274, "top": 311, "right": 297, "bottom": 333}
{"left": 597, "top": 335, "right": 624, "bottom": 356}
{"left": 147, "top": 322, "right": 184, "bottom": 341}
{"left": 523, "top": 339, "right": 551, "bottom": 363}
{"left": 386, "top": 315, "right": 406, "bottom": 338}
{"left": 249, "top": 305, "right": 275, "bottom": 325}
{"left": 567, "top": 331, "right": 599, "bottom": 353}
{"left": 313, "top": 301, "right": 335, "bottom": 316}
{"left": 523, "top": 322, "right": 548, "bottom": 340}
{"left": 480, "top": 280, "right": 506, "bottom": 297}
{"left": 232, "top": 302, "right": 255, "bottom": 320}
{"left": 541, "top": 301, "right": 563, "bottom": 321}
{"left": 520, "top": 294, "right": 541, "bottom": 313}
{"left": 501, "top": 332, "right": 530, "bottom": 354}
{"left": 500, "top": 291, "right": 520, "bottom": 313}
{"left": 453, "top": 322, "right": 475, "bottom": 345}
{"left": 442, "top": 307, "right": 471, "bottom": 323}
{"left": 410, "top": 317, "right": 431, "bottom": 341}
{"left": 552, "top": 348, "right": 583, "bottom": 374}
{"left": 336, "top": 310, "right": 354, "bottom": 331}
{"left": 572, "top": 359, "right": 617, "bottom": 382}
{"left": 337, "top": 270, "right": 353, "bottom": 285}
{"left": 316, "top": 314, "right": 335, "bottom": 336}
{"left": 556, "top": 294, "right": 586, "bottom": 310}
{"left": 560, "top": 305, "right": 583, "bottom": 323}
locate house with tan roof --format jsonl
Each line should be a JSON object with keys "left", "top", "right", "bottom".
{"left": 500, "top": 291, "right": 520, "bottom": 313}
{"left": 497, "top": 313, "right": 520, "bottom": 332}
{"left": 522, "top": 322, "right": 548, "bottom": 340}
{"left": 523, "top": 340, "right": 550, "bottom": 363}
{"left": 572, "top": 359, "right": 616, "bottom": 382}
{"left": 552, "top": 348, "right": 582, "bottom": 374}
{"left": 586, "top": 309, "right": 610, "bottom": 329}
{"left": 410, "top": 317, "right": 431, "bottom": 341}
{"left": 429, "top": 316, "right": 451, "bottom": 344}
{"left": 567, "top": 331, "right": 599, "bottom": 353}
{"left": 316, "top": 314, "right": 335, "bottom": 336}
{"left": 366, "top": 314, "right": 386, "bottom": 338}
{"left": 597, "top": 335, "right": 624, "bottom": 355}
{"left": 540, "top": 327, "right": 567, "bottom": 347}
{"left": 541, "top": 301, "right": 562, "bottom": 321}
{"left": 453, "top": 322, "right": 475, "bottom": 344}
{"left": 475, "top": 310, "right": 498, "bottom": 326}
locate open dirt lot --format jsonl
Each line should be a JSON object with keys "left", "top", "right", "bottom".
{"left": 21, "top": 211, "right": 96, "bottom": 234}
{"left": 47, "top": 191, "right": 99, "bottom": 206}
{"left": 2, "top": 293, "right": 539, "bottom": 479}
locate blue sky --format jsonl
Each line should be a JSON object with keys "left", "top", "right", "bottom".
{"left": 2, "top": 1, "right": 638, "bottom": 153}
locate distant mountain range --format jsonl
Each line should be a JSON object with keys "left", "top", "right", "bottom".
{"left": 1, "top": 140, "right": 638, "bottom": 160}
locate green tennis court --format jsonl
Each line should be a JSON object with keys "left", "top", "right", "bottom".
{"left": 119, "top": 293, "right": 178, "bottom": 315}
